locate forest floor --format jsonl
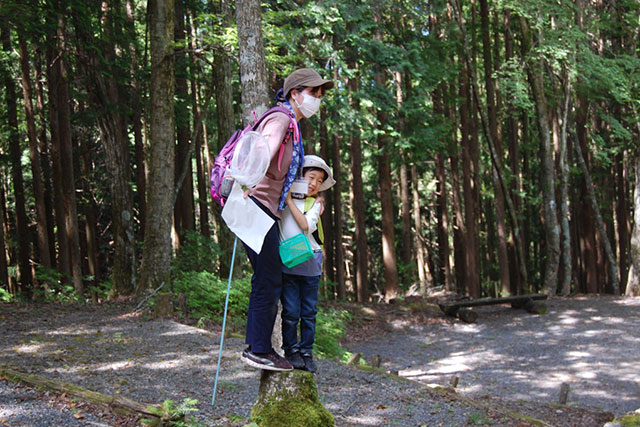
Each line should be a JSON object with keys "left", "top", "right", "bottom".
{"left": 0, "top": 295, "right": 636, "bottom": 426}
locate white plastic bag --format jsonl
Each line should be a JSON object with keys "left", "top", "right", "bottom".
{"left": 228, "top": 131, "right": 270, "bottom": 187}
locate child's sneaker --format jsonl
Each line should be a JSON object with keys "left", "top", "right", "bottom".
{"left": 285, "top": 351, "right": 306, "bottom": 370}
{"left": 301, "top": 353, "right": 317, "bottom": 373}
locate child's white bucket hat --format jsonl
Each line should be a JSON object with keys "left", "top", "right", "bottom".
{"left": 302, "top": 155, "right": 336, "bottom": 192}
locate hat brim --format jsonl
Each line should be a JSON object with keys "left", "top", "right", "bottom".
{"left": 319, "top": 176, "right": 336, "bottom": 192}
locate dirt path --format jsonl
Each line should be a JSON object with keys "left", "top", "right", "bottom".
{"left": 344, "top": 296, "right": 640, "bottom": 418}
{"left": 0, "top": 297, "right": 629, "bottom": 426}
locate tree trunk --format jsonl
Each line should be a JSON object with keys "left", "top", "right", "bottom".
{"left": 458, "top": 56, "right": 480, "bottom": 298}
{"left": 126, "top": 0, "right": 147, "bottom": 241}
{"left": 347, "top": 65, "right": 369, "bottom": 303}
{"left": 138, "top": 0, "right": 175, "bottom": 296}
{"left": 18, "top": 32, "right": 52, "bottom": 271}
{"left": 33, "top": 47, "right": 57, "bottom": 265}
{"left": 187, "top": 12, "right": 210, "bottom": 238}
{"left": 394, "top": 72, "right": 412, "bottom": 272}
{"left": 373, "top": 13, "right": 399, "bottom": 302}
{"left": 558, "top": 76, "right": 572, "bottom": 296}
{"left": 626, "top": 155, "right": 640, "bottom": 296}
{"left": 376, "top": 105, "right": 400, "bottom": 303}
{"left": 0, "top": 181, "right": 9, "bottom": 288}
{"left": 412, "top": 165, "right": 432, "bottom": 294}
{"left": 435, "top": 152, "right": 451, "bottom": 291}
{"left": 73, "top": 1, "right": 137, "bottom": 296}
{"left": 236, "top": 0, "right": 270, "bottom": 124}
{"left": 480, "top": 0, "right": 510, "bottom": 296}
{"left": 251, "top": 370, "right": 334, "bottom": 426}
{"left": 504, "top": 9, "right": 525, "bottom": 295}
{"left": 573, "top": 138, "right": 620, "bottom": 294}
{"left": 173, "top": 0, "right": 195, "bottom": 247}
{"left": 519, "top": 16, "right": 560, "bottom": 295}
{"left": 2, "top": 25, "right": 33, "bottom": 296}
{"left": 332, "top": 132, "right": 346, "bottom": 299}
{"left": 46, "top": 9, "right": 83, "bottom": 295}
{"left": 212, "top": 0, "right": 239, "bottom": 279}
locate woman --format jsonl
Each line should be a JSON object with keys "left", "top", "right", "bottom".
{"left": 240, "top": 68, "right": 333, "bottom": 371}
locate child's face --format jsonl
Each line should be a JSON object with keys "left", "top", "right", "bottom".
{"left": 303, "top": 169, "right": 325, "bottom": 197}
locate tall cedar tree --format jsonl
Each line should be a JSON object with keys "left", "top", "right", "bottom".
{"left": 138, "top": 0, "right": 175, "bottom": 296}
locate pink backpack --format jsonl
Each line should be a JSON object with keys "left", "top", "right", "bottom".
{"left": 210, "top": 106, "right": 297, "bottom": 206}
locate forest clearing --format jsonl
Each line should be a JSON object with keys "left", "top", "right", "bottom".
{"left": 1, "top": 296, "right": 636, "bottom": 426}
{"left": 2, "top": 0, "right": 640, "bottom": 425}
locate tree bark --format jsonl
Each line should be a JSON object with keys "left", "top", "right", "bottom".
{"left": 519, "top": 15, "right": 560, "bottom": 295}
{"left": 138, "top": 0, "right": 175, "bottom": 296}
{"left": 479, "top": 0, "right": 510, "bottom": 296}
{"left": 213, "top": 0, "right": 242, "bottom": 279}
{"left": 331, "top": 132, "right": 346, "bottom": 299}
{"left": 412, "top": 165, "right": 433, "bottom": 294}
{"left": 458, "top": 56, "right": 480, "bottom": 298}
{"left": 33, "top": 47, "right": 57, "bottom": 265}
{"left": 2, "top": 25, "right": 33, "bottom": 295}
{"left": 573, "top": 138, "right": 619, "bottom": 294}
{"left": 187, "top": 12, "right": 210, "bottom": 238}
{"left": 0, "top": 180, "right": 9, "bottom": 288}
{"left": 236, "top": 0, "right": 270, "bottom": 124}
{"left": 347, "top": 62, "right": 369, "bottom": 303}
{"left": 173, "top": 0, "right": 195, "bottom": 247}
{"left": 376, "top": 100, "right": 400, "bottom": 303}
{"left": 626, "top": 155, "right": 640, "bottom": 296}
{"left": 18, "top": 32, "right": 52, "bottom": 271}
{"left": 558, "top": 74, "right": 572, "bottom": 296}
{"left": 74, "top": 1, "right": 137, "bottom": 296}
{"left": 125, "top": 0, "right": 147, "bottom": 241}
{"left": 373, "top": 12, "right": 399, "bottom": 303}
{"left": 45, "top": 8, "right": 83, "bottom": 295}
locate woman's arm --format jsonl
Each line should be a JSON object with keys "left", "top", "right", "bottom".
{"left": 260, "top": 113, "right": 291, "bottom": 160}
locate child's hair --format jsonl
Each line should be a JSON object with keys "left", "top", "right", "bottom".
{"left": 303, "top": 166, "right": 328, "bottom": 181}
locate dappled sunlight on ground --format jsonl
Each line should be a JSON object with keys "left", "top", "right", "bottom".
{"left": 345, "top": 296, "right": 640, "bottom": 417}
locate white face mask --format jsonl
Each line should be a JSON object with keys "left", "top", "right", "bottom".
{"left": 295, "top": 92, "right": 322, "bottom": 118}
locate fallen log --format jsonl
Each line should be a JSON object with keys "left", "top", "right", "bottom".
{"left": 439, "top": 294, "right": 548, "bottom": 317}
{"left": 0, "top": 367, "right": 165, "bottom": 421}
{"left": 458, "top": 308, "right": 478, "bottom": 323}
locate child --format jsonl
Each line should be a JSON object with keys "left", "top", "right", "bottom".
{"left": 278, "top": 155, "right": 336, "bottom": 373}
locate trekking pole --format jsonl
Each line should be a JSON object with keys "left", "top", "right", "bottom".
{"left": 211, "top": 235, "right": 238, "bottom": 406}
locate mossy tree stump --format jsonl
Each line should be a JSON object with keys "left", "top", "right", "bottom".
{"left": 251, "top": 370, "right": 334, "bottom": 427}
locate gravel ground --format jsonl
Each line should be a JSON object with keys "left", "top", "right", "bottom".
{"left": 1, "top": 297, "right": 634, "bottom": 426}
{"left": 345, "top": 295, "right": 640, "bottom": 418}
{"left": 0, "top": 303, "right": 498, "bottom": 426}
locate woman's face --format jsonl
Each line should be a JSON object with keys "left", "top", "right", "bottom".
{"left": 291, "top": 86, "right": 325, "bottom": 118}
{"left": 292, "top": 86, "right": 324, "bottom": 103}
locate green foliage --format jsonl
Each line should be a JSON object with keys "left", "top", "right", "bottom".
{"left": 142, "top": 398, "right": 201, "bottom": 427}
{"left": 172, "top": 231, "right": 222, "bottom": 274}
{"left": 314, "top": 306, "right": 351, "bottom": 361}
{"left": 0, "top": 287, "right": 14, "bottom": 302}
{"left": 32, "top": 267, "right": 81, "bottom": 303}
{"left": 172, "top": 271, "right": 251, "bottom": 324}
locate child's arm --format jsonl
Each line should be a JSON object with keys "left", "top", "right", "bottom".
{"left": 285, "top": 192, "right": 309, "bottom": 231}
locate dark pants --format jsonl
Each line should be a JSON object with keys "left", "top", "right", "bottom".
{"left": 243, "top": 221, "right": 282, "bottom": 354}
{"left": 281, "top": 273, "right": 320, "bottom": 355}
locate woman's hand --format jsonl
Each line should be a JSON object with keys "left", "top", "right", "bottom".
{"left": 316, "top": 195, "right": 325, "bottom": 215}
{"left": 243, "top": 188, "right": 251, "bottom": 199}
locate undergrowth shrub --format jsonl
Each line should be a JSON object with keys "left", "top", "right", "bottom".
{"left": 172, "top": 231, "right": 221, "bottom": 273}
{"left": 172, "top": 271, "right": 250, "bottom": 324}
{"left": 315, "top": 306, "right": 352, "bottom": 361}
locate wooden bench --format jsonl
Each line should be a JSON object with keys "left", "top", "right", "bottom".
{"left": 439, "top": 294, "right": 548, "bottom": 323}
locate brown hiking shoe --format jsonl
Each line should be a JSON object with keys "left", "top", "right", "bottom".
{"left": 241, "top": 347, "right": 293, "bottom": 371}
